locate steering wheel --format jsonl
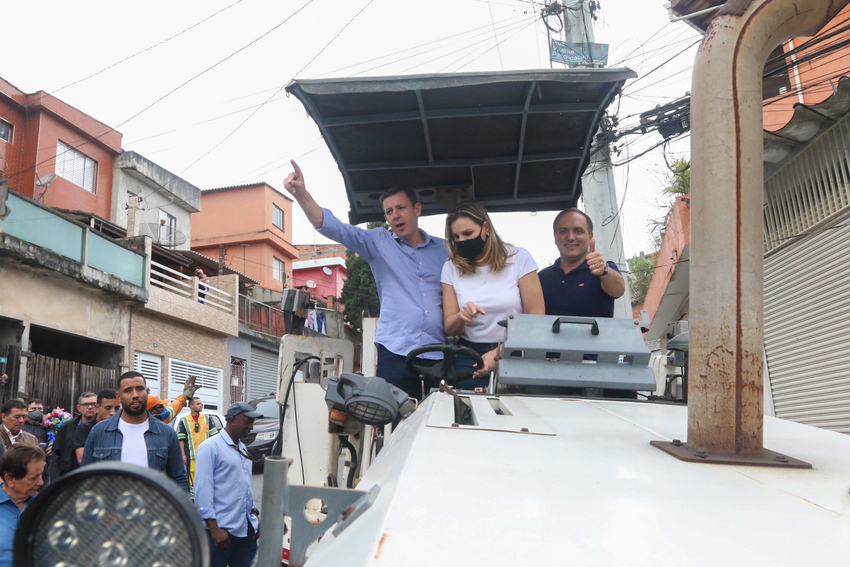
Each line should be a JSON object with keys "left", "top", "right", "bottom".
{"left": 405, "top": 337, "right": 485, "bottom": 384}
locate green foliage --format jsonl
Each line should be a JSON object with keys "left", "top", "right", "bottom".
{"left": 627, "top": 253, "right": 656, "bottom": 307}
{"left": 339, "top": 221, "right": 386, "bottom": 329}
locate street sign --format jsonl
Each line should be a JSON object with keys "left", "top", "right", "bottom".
{"left": 550, "top": 39, "right": 609, "bottom": 67}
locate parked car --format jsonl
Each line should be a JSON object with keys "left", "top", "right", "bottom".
{"left": 243, "top": 395, "right": 282, "bottom": 465}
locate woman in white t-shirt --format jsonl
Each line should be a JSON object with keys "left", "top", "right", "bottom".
{"left": 441, "top": 201, "right": 545, "bottom": 390}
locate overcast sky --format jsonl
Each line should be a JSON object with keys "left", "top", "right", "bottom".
{"left": 3, "top": 0, "right": 700, "bottom": 270}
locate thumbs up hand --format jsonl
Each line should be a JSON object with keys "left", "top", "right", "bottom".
{"left": 586, "top": 237, "right": 607, "bottom": 276}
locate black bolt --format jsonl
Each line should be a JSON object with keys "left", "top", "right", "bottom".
{"left": 774, "top": 455, "right": 788, "bottom": 462}
{"left": 451, "top": 423, "right": 459, "bottom": 428}
{"left": 520, "top": 427, "right": 529, "bottom": 433}
{"left": 695, "top": 450, "right": 707, "bottom": 458}
{"left": 672, "top": 439, "right": 682, "bottom": 446}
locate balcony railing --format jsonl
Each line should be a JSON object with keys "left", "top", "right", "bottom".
{"left": 150, "top": 261, "right": 234, "bottom": 313}
{"left": 3, "top": 192, "right": 145, "bottom": 287}
{"left": 239, "top": 295, "right": 286, "bottom": 337}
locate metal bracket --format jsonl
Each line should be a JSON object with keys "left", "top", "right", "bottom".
{"left": 257, "top": 455, "right": 379, "bottom": 567}
{"left": 650, "top": 440, "right": 812, "bottom": 468}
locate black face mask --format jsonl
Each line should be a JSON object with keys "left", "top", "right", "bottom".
{"left": 456, "top": 234, "right": 487, "bottom": 261}
{"left": 28, "top": 410, "right": 43, "bottom": 423}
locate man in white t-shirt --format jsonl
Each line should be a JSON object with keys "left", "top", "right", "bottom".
{"left": 81, "top": 372, "right": 188, "bottom": 491}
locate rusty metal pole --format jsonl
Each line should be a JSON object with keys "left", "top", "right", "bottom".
{"left": 689, "top": 0, "right": 849, "bottom": 454}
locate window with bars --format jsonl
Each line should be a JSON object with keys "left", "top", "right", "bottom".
{"left": 273, "top": 257, "right": 284, "bottom": 282}
{"left": 273, "top": 203, "right": 284, "bottom": 230}
{"left": 56, "top": 140, "right": 97, "bottom": 192}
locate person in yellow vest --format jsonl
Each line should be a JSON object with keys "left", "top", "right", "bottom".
{"left": 177, "top": 396, "right": 218, "bottom": 499}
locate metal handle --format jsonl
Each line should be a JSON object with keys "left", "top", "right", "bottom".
{"left": 551, "top": 317, "right": 599, "bottom": 335}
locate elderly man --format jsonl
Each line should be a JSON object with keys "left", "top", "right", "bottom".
{"left": 539, "top": 208, "right": 626, "bottom": 318}
{"left": 81, "top": 371, "right": 188, "bottom": 491}
{"left": 284, "top": 161, "right": 446, "bottom": 399}
{"left": 49, "top": 391, "right": 97, "bottom": 480}
{"left": 0, "top": 400, "right": 38, "bottom": 451}
{"left": 0, "top": 445, "right": 46, "bottom": 565}
{"left": 194, "top": 402, "right": 262, "bottom": 567}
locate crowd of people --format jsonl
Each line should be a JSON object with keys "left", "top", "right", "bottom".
{"left": 0, "top": 162, "right": 625, "bottom": 567}
{"left": 0, "top": 373, "right": 261, "bottom": 567}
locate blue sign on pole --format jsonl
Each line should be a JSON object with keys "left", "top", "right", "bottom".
{"left": 550, "top": 39, "right": 609, "bottom": 67}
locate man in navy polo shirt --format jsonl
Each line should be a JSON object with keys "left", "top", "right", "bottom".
{"left": 284, "top": 161, "right": 446, "bottom": 400}
{"left": 539, "top": 208, "right": 625, "bottom": 317}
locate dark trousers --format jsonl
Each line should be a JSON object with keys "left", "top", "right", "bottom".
{"left": 376, "top": 344, "right": 439, "bottom": 401}
{"left": 207, "top": 524, "right": 257, "bottom": 567}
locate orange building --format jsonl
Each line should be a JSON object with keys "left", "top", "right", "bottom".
{"left": 191, "top": 183, "right": 299, "bottom": 289}
{"left": 0, "top": 77, "right": 121, "bottom": 220}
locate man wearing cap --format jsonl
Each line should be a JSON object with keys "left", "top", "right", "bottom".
{"left": 194, "top": 402, "right": 262, "bottom": 567}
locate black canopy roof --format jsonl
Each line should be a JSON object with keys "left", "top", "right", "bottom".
{"left": 286, "top": 68, "right": 635, "bottom": 223}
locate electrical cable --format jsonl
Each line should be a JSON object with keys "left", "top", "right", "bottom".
{"left": 51, "top": 0, "right": 246, "bottom": 94}
{"left": 4, "top": 0, "right": 318, "bottom": 185}
{"left": 174, "top": 0, "right": 376, "bottom": 179}
{"left": 338, "top": 436, "right": 358, "bottom": 489}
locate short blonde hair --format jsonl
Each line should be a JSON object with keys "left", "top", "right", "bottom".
{"left": 445, "top": 201, "right": 511, "bottom": 276}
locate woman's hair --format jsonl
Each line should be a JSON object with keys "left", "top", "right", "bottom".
{"left": 445, "top": 201, "right": 510, "bottom": 275}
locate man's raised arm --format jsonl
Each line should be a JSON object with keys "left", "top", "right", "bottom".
{"left": 284, "top": 160, "right": 324, "bottom": 228}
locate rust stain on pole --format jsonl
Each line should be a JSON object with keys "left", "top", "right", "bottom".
{"left": 689, "top": 0, "right": 849, "bottom": 455}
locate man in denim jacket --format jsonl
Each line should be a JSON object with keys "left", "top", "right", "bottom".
{"left": 81, "top": 371, "right": 188, "bottom": 491}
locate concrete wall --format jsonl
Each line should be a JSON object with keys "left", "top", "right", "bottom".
{"left": 112, "top": 152, "right": 201, "bottom": 250}
{"left": 0, "top": 257, "right": 133, "bottom": 384}
{"left": 192, "top": 184, "right": 299, "bottom": 286}
{"left": 643, "top": 196, "right": 690, "bottom": 322}
{"left": 131, "top": 310, "right": 229, "bottom": 403}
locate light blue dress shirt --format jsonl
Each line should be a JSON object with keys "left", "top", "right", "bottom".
{"left": 319, "top": 209, "right": 448, "bottom": 358}
{"left": 193, "top": 430, "right": 258, "bottom": 537}
{"left": 0, "top": 485, "right": 32, "bottom": 565}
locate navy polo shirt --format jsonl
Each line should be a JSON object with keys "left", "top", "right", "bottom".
{"left": 539, "top": 258, "right": 619, "bottom": 318}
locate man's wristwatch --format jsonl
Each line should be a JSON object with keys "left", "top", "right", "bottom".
{"left": 600, "top": 262, "right": 610, "bottom": 277}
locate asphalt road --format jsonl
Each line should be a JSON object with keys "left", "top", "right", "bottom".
{"left": 253, "top": 469, "right": 264, "bottom": 513}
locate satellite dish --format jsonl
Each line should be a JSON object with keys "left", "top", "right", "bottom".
{"left": 322, "top": 266, "right": 333, "bottom": 275}
{"left": 36, "top": 173, "right": 58, "bottom": 186}
{"left": 306, "top": 280, "right": 317, "bottom": 289}
{"left": 139, "top": 223, "right": 188, "bottom": 248}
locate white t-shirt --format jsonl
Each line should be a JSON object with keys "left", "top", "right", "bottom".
{"left": 441, "top": 246, "right": 538, "bottom": 344}
{"left": 118, "top": 418, "right": 150, "bottom": 468}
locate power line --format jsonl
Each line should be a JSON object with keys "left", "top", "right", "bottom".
{"left": 51, "top": 0, "right": 246, "bottom": 93}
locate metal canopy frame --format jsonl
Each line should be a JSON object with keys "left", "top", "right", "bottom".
{"left": 286, "top": 69, "right": 635, "bottom": 223}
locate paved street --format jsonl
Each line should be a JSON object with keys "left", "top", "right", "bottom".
{"left": 253, "top": 469, "right": 264, "bottom": 513}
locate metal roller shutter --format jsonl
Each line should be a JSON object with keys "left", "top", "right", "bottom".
{"left": 764, "top": 207, "right": 850, "bottom": 434}
{"left": 249, "top": 347, "right": 279, "bottom": 401}
{"left": 134, "top": 352, "right": 162, "bottom": 398}
{"left": 167, "top": 359, "right": 223, "bottom": 411}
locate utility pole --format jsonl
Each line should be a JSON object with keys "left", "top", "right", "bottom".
{"left": 559, "top": 0, "right": 633, "bottom": 316}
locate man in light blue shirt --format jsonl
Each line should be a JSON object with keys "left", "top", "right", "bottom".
{"left": 0, "top": 444, "right": 46, "bottom": 565}
{"left": 284, "top": 161, "right": 448, "bottom": 399}
{"left": 194, "top": 402, "right": 262, "bottom": 567}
